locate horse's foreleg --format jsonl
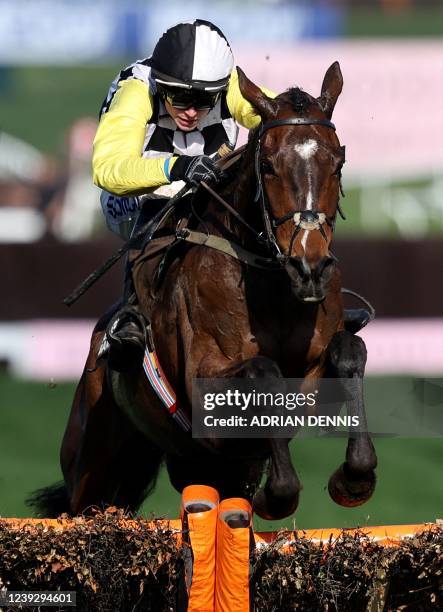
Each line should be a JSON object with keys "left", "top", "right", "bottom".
{"left": 197, "top": 355, "right": 301, "bottom": 520}
{"left": 325, "top": 331, "right": 377, "bottom": 507}
{"left": 252, "top": 437, "right": 301, "bottom": 520}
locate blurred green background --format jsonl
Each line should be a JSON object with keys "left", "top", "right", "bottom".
{"left": 1, "top": 374, "right": 440, "bottom": 530}
{"left": 348, "top": 6, "right": 443, "bottom": 37}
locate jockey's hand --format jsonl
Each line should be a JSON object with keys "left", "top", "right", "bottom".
{"left": 170, "top": 155, "right": 222, "bottom": 187}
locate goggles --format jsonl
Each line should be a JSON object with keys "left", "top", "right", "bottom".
{"left": 157, "top": 84, "right": 221, "bottom": 110}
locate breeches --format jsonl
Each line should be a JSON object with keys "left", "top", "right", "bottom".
{"left": 100, "top": 191, "right": 168, "bottom": 240}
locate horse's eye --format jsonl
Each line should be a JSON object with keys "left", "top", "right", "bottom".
{"left": 261, "top": 159, "right": 276, "bottom": 176}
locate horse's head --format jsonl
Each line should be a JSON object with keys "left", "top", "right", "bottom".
{"left": 238, "top": 63, "right": 345, "bottom": 303}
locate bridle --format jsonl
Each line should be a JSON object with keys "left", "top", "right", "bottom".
{"left": 195, "top": 115, "right": 346, "bottom": 271}
{"left": 253, "top": 117, "right": 342, "bottom": 262}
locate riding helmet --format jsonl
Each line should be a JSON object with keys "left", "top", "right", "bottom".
{"left": 149, "top": 20, "right": 234, "bottom": 92}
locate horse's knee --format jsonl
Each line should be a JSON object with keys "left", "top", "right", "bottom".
{"left": 327, "top": 331, "right": 367, "bottom": 377}
{"left": 253, "top": 440, "right": 301, "bottom": 520}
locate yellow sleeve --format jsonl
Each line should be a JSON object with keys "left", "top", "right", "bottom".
{"left": 92, "top": 78, "right": 176, "bottom": 196}
{"left": 226, "top": 69, "right": 276, "bottom": 130}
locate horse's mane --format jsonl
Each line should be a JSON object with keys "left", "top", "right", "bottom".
{"left": 286, "top": 87, "right": 317, "bottom": 114}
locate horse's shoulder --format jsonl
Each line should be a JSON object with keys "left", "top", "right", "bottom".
{"left": 180, "top": 243, "right": 244, "bottom": 288}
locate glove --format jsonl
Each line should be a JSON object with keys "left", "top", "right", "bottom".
{"left": 170, "top": 155, "right": 222, "bottom": 187}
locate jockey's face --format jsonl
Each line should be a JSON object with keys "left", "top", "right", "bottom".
{"left": 165, "top": 101, "right": 210, "bottom": 131}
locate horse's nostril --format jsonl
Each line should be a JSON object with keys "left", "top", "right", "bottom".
{"left": 286, "top": 256, "right": 336, "bottom": 285}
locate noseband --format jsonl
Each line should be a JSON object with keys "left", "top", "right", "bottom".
{"left": 254, "top": 118, "right": 339, "bottom": 261}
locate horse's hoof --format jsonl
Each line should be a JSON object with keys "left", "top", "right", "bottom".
{"left": 328, "top": 462, "right": 376, "bottom": 508}
{"left": 252, "top": 487, "right": 299, "bottom": 520}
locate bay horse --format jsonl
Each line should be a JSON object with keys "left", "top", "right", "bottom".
{"left": 29, "top": 62, "right": 377, "bottom": 520}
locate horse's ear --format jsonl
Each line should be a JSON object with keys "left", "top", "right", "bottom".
{"left": 236, "top": 66, "right": 277, "bottom": 120}
{"left": 318, "top": 61, "right": 343, "bottom": 119}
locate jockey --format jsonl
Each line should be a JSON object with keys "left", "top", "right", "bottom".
{"left": 92, "top": 19, "right": 275, "bottom": 367}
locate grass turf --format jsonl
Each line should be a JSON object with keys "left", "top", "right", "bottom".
{"left": 0, "top": 374, "right": 441, "bottom": 529}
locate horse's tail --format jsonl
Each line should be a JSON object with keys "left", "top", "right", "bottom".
{"left": 26, "top": 482, "right": 71, "bottom": 518}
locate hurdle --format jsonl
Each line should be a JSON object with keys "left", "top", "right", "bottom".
{"left": 1, "top": 487, "right": 440, "bottom": 612}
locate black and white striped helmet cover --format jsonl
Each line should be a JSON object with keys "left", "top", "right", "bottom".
{"left": 149, "top": 20, "right": 234, "bottom": 91}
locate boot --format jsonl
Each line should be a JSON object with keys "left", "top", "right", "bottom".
{"left": 106, "top": 304, "right": 146, "bottom": 371}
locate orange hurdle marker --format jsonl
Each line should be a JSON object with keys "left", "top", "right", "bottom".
{"left": 180, "top": 485, "right": 219, "bottom": 612}
{"left": 215, "top": 498, "right": 253, "bottom": 612}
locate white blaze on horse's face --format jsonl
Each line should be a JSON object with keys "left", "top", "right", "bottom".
{"left": 293, "top": 139, "right": 319, "bottom": 255}
{"left": 293, "top": 139, "right": 318, "bottom": 162}
{"left": 293, "top": 139, "right": 318, "bottom": 212}
{"left": 301, "top": 227, "right": 309, "bottom": 252}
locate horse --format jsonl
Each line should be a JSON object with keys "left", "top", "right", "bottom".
{"left": 28, "top": 62, "right": 377, "bottom": 521}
